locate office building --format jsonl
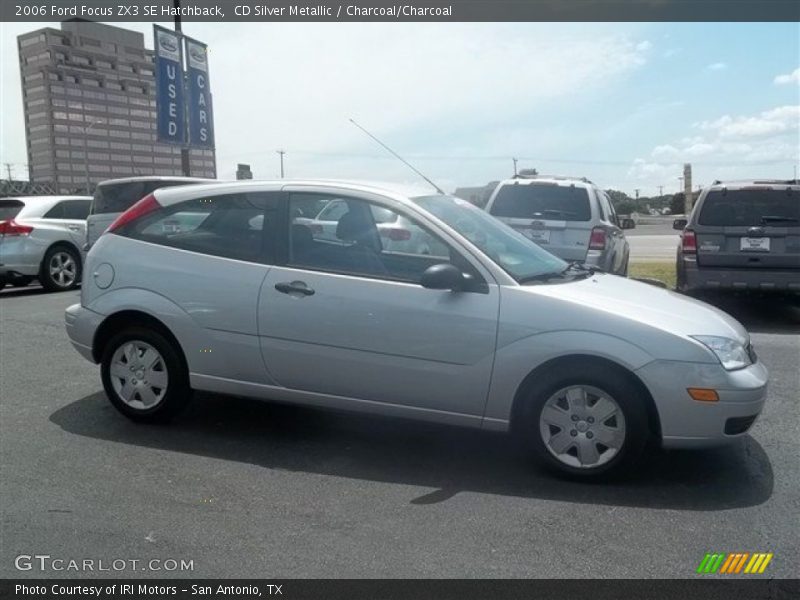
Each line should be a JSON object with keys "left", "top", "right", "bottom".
{"left": 18, "top": 21, "right": 216, "bottom": 194}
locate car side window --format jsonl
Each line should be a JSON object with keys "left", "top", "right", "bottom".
{"left": 604, "top": 193, "right": 620, "bottom": 226}
{"left": 61, "top": 200, "right": 91, "bottom": 219}
{"left": 288, "top": 193, "right": 470, "bottom": 285}
{"left": 594, "top": 189, "right": 607, "bottom": 221}
{"left": 123, "top": 192, "right": 278, "bottom": 263}
{"left": 42, "top": 202, "right": 65, "bottom": 219}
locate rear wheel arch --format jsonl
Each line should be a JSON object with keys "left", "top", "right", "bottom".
{"left": 93, "top": 310, "right": 188, "bottom": 374}
{"left": 510, "top": 354, "right": 661, "bottom": 441}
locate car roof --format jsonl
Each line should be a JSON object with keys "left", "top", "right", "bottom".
{"left": 96, "top": 176, "right": 216, "bottom": 187}
{"left": 496, "top": 175, "right": 595, "bottom": 188}
{"left": 151, "top": 179, "right": 444, "bottom": 207}
{"left": 705, "top": 179, "right": 800, "bottom": 191}
{"left": 1, "top": 195, "right": 92, "bottom": 203}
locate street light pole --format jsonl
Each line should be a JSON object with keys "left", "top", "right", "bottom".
{"left": 83, "top": 119, "right": 103, "bottom": 195}
{"left": 277, "top": 150, "right": 286, "bottom": 178}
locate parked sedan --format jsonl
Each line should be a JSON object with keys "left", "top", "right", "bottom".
{"left": 0, "top": 195, "right": 91, "bottom": 291}
{"left": 65, "top": 180, "right": 767, "bottom": 478}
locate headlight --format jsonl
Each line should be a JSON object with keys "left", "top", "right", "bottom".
{"left": 691, "top": 335, "right": 752, "bottom": 371}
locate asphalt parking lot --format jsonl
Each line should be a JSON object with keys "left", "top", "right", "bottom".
{"left": 1, "top": 286, "right": 798, "bottom": 578}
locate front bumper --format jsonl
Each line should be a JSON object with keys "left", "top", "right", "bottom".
{"left": 636, "top": 358, "right": 768, "bottom": 448}
{"left": 65, "top": 303, "right": 104, "bottom": 363}
{"left": 682, "top": 258, "right": 800, "bottom": 292}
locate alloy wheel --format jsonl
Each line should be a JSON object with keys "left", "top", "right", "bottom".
{"left": 48, "top": 251, "right": 77, "bottom": 288}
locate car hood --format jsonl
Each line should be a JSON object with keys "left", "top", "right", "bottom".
{"left": 526, "top": 273, "right": 749, "bottom": 345}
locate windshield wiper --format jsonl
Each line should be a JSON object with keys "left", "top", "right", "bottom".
{"left": 761, "top": 215, "right": 799, "bottom": 224}
{"left": 518, "top": 262, "right": 599, "bottom": 284}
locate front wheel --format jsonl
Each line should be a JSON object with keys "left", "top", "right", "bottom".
{"left": 101, "top": 327, "right": 192, "bottom": 423}
{"left": 517, "top": 364, "right": 650, "bottom": 479}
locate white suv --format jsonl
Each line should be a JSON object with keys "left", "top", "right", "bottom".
{"left": 485, "top": 175, "right": 633, "bottom": 275}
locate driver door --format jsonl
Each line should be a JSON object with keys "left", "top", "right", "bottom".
{"left": 257, "top": 189, "right": 500, "bottom": 418}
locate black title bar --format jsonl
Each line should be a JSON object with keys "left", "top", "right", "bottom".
{"left": 2, "top": 0, "right": 799, "bottom": 22}
{"left": 2, "top": 580, "right": 800, "bottom": 600}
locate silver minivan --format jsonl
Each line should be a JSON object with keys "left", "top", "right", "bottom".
{"left": 485, "top": 175, "right": 634, "bottom": 275}
{"left": 86, "top": 176, "right": 213, "bottom": 249}
{"left": 66, "top": 180, "right": 767, "bottom": 479}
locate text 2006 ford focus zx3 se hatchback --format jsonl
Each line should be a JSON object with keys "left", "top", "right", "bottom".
{"left": 65, "top": 181, "right": 768, "bottom": 478}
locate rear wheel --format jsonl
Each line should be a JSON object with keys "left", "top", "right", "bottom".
{"left": 101, "top": 326, "right": 192, "bottom": 423}
{"left": 517, "top": 363, "right": 650, "bottom": 479}
{"left": 40, "top": 245, "right": 80, "bottom": 292}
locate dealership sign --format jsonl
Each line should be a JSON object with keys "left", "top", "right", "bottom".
{"left": 154, "top": 26, "right": 214, "bottom": 148}
{"left": 185, "top": 36, "right": 214, "bottom": 148}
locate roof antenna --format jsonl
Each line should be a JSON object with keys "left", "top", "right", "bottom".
{"left": 349, "top": 118, "right": 445, "bottom": 195}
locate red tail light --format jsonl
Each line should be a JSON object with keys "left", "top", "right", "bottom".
{"left": 381, "top": 228, "right": 411, "bottom": 241}
{"left": 0, "top": 220, "right": 34, "bottom": 237}
{"left": 588, "top": 227, "right": 606, "bottom": 250}
{"left": 682, "top": 229, "right": 697, "bottom": 254}
{"left": 106, "top": 194, "right": 160, "bottom": 234}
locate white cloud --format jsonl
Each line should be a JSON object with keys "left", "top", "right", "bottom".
{"left": 774, "top": 67, "right": 800, "bottom": 85}
{"left": 636, "top": 40, "right": 652, "bottom": 52}
{"left": 628, "top": 104, "right": 800, "bottom": 191}
{"left": 697, "top": 105, "right": 800, "bottom": 138}
{"left": 706, "top": 62, "right": 728, "bottom": 71}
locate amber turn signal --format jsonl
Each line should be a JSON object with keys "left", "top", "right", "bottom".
{"left": 687, "top": 388, "right": 720, "bottom": 402}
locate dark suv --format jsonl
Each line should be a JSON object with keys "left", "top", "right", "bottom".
{"left": 674, "top": 180, "right": 799, "bottom": 294}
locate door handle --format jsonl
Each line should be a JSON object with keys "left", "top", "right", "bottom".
{"left": 275, "top": 281, "right": 315, "bottom": 296}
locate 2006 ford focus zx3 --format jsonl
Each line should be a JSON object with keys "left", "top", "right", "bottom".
{"left": 65, "top": 180, "right": 768, "bottom": 478}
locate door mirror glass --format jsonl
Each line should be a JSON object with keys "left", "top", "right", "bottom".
{"left": 420, "top": 263, "right": 465, "bottom": 290}
{"left": 673, "top": 218, "right": 688, "bottom": 230}
{"left": 621, "top": 218, "right": 636, "bottom": 230}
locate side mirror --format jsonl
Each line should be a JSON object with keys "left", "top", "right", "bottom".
{"left": 621, "top": 218, "right": 636, "bottom": 230}
{"left": 420, "top": 263, "right": 465, "bottom": 291}
{"left": 672, "top": 218, "right": 688, "bottom": 230}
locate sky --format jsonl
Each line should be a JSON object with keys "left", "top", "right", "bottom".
{"left": 1, "top": 21, "right": 798, "bottom": 196}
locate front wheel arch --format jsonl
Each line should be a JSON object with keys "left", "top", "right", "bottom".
{"left": 509, "top": 355, "right": 661, "bottom": 442}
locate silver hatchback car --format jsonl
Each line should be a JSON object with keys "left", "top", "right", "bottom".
{"left": 65, "top": 180, "right": 768, "bottom": 478}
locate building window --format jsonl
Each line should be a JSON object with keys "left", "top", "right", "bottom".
{"left": 25, "top": 85, "right": 46, "bottom": 95}
{"left": 24, "top": 72, "right": 44, "bottom": 83}
{"left": 87, "top": 140, "right": 109, "bottom": 148}
{"left": 20, "top": 34, "right": 45, "bottom": 48}
{"left": 109, "top": 130, "right": 130, "bottom": 139}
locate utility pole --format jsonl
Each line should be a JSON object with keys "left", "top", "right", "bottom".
{"left": 276, "top": 150, "right": 286, "bottom": 178}
{"left": 683, "top": 163, "right": 693, "bottom": 216}
{"left": 3, "top": 163, "right": 13, "bottom": 180}
{"left": 512, "top": 157, "right": 518, "bottom": 177}
{"left": 174, "top": 0, "right": 191, "bottom": 176}
{"left": 658, "top": 185, "right": 663, "bottom": 197}
{"left": 634, "top": 188, "right": 640, "bottom": 200}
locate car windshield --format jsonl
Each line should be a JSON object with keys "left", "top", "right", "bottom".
{"left": 413, "top": 195, "right": 567, "bottom": 282}
{"left": 489, "top": 183, "right": 592, "bottom": 221}
{"left": 698, "top": 188, "right": 799, "bottom": 226}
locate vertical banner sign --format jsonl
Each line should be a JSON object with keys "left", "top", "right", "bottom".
{"left": 154, "top": 25, "right": 186, "bottom": 145}
{"left": 185, "top": 37, "right": 215, "bottom": 148}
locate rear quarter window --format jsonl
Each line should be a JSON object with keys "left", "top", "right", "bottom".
{"left": 698, "top": 189, "right": 799, "bottom": 226}
{"left": 489, "top": 184, "right": 592, "bottom": 221}
{"left": 0, "top": 199, "right": 24, "bottom": 220}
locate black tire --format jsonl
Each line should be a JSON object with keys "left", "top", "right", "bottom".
{"left": 515, "top": 362, "right": 650, "bottom": 480}
{"left": 101, "top": 326, "right": 192, "bottom": 423}
{"left": 40, "top": 245, "right": 81, "bottom": 292}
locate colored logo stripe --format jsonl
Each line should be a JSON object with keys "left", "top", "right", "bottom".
{"left": 697, "top": 553, "right": 773, "bottom": 574}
